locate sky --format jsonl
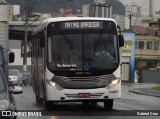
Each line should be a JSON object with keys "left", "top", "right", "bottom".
{"left": 118, "top": 0, "right": 160, "bottom": 11}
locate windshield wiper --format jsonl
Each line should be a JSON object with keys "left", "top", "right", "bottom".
{"left": 62, "top": 34, "right": 73, "bottom": 49}
{"left": 94, "top": 33, "right": 103, "bottom": 51}
{"left": 62, "top": 34, "right": 76, "bottom": 63}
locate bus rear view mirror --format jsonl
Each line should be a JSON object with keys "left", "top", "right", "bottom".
{"left": 9, "top": 52, "right": 15, "bottom": 63}
{"left": 119, "top": 35, "right": 124, "bottom": 47}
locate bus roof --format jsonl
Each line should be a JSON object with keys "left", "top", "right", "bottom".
{"left": 33, "top": 17, "right": 117, "bottom": 33}
{"left": 42, "top": 17, "right": 116, "bottom": 23}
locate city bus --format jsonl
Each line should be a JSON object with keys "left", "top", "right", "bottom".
{"left": 31, "top": 17, "right": 124, "bottom": 109}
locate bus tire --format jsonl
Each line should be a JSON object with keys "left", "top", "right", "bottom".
{"left": 36, "top": 95, "right": 43, "bottom": 105}
{"left": 45, "top": 100, "right": 53, "bottom": 110}
{"left": 104, "top": 99, "right": 113, "bottom": 110}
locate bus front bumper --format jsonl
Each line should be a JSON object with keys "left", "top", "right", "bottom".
{"left": 46, "top": 82, "right": 121, "bottom": 101}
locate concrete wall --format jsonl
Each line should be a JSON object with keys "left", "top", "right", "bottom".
{"left": 138, "top": 70, "right": 160, "bottom": 83}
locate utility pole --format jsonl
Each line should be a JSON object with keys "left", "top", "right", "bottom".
{"left": 23, "top": 0, "right": 29, "bottom": 71}
{"left": 92, "top": 3, "right": 97, "bottom": 17}
{"left": 129, "top": 13, "right": 132, "bottom": 30}
{"left": 125, "top": 10, "right": 132, "bottom": 31}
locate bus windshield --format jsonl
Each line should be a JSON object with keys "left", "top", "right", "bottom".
{"left": 48, "top": 33, "right": 119, "bottom": 71}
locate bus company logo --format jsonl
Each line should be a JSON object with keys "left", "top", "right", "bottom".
{"left": 1, "top": 111, "right": 42, "bottom": 117}
{"left": 2, "top": 111, "right": 11, "bottom": 116}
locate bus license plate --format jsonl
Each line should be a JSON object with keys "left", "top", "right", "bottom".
{"left": 78, "top": 93, "right": 90, "bottom": 97}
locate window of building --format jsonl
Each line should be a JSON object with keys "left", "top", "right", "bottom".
{"left": 147, "top": 41, "right": 152, "bottom": 50}
{"left": 138, "top": 41, "right": 144, "bottom": 49}
{"left": 154, "top": 41, "right": 159, "bottom": 50}
{"left": 135, "top": 41, "right": 138, "bottom": 49}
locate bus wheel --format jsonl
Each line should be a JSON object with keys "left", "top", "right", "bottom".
{"left": 36, "top": 95, "right": 43, "bottom": 105}
{"left": 45, "top": 100, "right": 53, "bottom": 110}
{"left": 104, "top": 99, "right": 113, "bottom": 110}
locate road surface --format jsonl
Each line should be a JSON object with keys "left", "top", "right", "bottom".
{"left": 13, "top": 83, "right": 160, "bottom": 119}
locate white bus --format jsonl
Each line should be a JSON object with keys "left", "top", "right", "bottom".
{"left": 31, "top": 17, "right": 124, "bottom": 109}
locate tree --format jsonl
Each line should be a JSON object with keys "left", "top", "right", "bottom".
{"left": 157, "top": 18, "right": 160, "bottom": 27}
{"left": 143, "top": 60, "right": 155, "bottom": 69}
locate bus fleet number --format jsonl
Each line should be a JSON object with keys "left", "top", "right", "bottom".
{"left": 109, "top": 90, "right": 118, "bottom": 93}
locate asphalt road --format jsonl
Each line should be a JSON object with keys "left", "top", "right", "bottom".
{"left": 14, "top": 83, "right": 160, "bottom": 119}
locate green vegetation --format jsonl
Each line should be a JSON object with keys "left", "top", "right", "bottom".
{"left": 143, "top": 60, "right": 155, "bottom": 69}
{"left": 157, "top": 18, "right": 160, "bottom": 28}
{"left": 152, "top": 86, "right": 160, "bottom": 91}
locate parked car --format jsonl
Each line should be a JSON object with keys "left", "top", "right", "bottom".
{"left": 21, "top": 71, "right": 31, "bottom": 86}
{"left": 0, "top": 67, "right": 23, "bottom": 119}
{"left": 8, "top": 69, "right": 22, "bottom": 86}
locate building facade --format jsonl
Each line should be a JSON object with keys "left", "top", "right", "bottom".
{"left": 113, "top": 15, "right": 125, "bottom": 30}
{"left": 9, "top": 22, "right": 40, "bottom": 71}
{"left": 124, "top": 0, "right": 158, "bottom": 30}
{"left": 125, "top": 2, "right": 141, "bottom": 29}
{"left": 82, "top": 0, "right": 112, "bottom": 18}
{"left": 140, "top": 0, "right": 156, "bottom": 17}
{"left": 134, "top": 18, "right": 160, "bottom": 69}
{"left": 82, "top": 5, "right": 90, "bottom": 17}
{"left": 7, "top": 5, "right": 20, "bottom": 21}
{"left": 120, "top": 32, "right": 136, "bottom": 82}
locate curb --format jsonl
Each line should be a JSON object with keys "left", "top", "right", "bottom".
{"left": 129, "top": 89, "right": 160, "bottom": 98}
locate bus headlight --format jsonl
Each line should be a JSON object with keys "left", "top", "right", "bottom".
{"left": 47, "top": 80, "right": 63, "bottom": 91}
{"left": 50, "top": 81, "right": 56, "bottom": 87}
{"left": 106, "top": 79, "right": 120, "bottom": 89}
{"left": 111, "top": 79, "right": 119, "bottom": 85}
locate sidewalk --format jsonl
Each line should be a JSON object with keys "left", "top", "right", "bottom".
{"left": 129, "top": 87, "right": 160, "bottom": 98}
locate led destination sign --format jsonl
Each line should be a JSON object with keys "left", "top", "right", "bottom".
{"left": 61, "top": 21, "right": 103, "bottom": 30}
{"left": 48, "top": 20, "right": 117, "bottom": 35}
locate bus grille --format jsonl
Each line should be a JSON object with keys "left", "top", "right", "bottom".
{"left": 57, "top": 75, "right": 112, "bottom": 84}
